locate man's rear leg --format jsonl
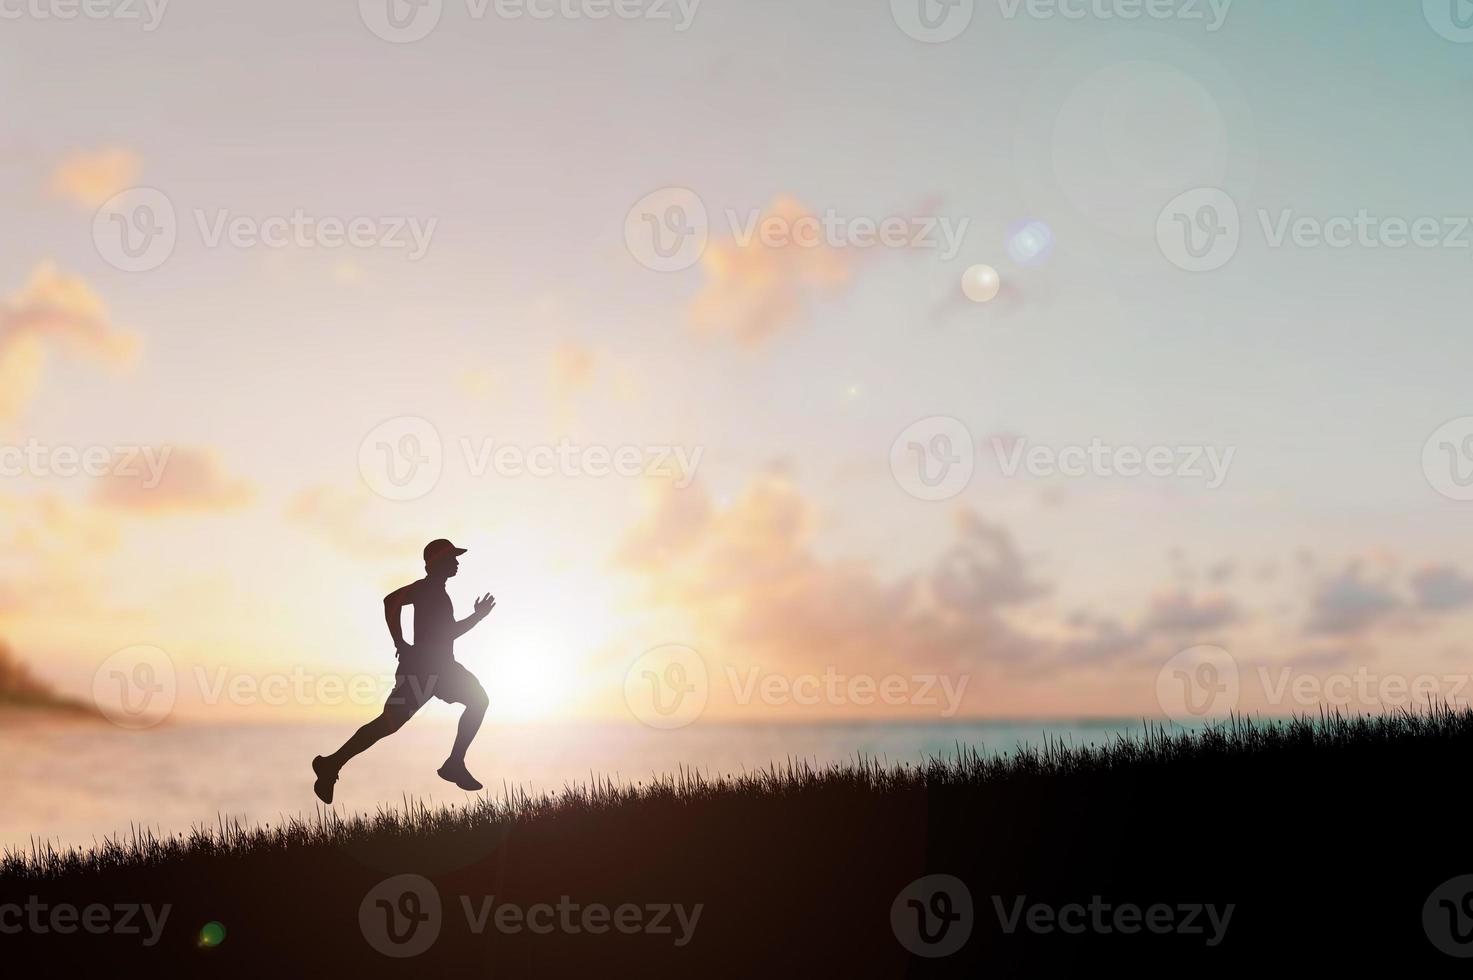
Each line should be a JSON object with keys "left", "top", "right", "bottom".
{"left": 314, "top": 686, "right": 422, "bottom": 803}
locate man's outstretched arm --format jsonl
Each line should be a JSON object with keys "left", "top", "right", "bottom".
{"left": 453, "top": 593, "right": 496, "bottom": 639}
{"left": 384, "top": 583, "right": 416, "bottom": 653}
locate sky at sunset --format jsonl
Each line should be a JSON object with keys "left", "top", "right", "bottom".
{"left": 4, "top": 0, "right": 1473, "bottom": 724}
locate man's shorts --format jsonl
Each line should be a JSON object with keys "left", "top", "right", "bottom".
{"left": 386, "top": 656, "right": 484, "bottom": 710}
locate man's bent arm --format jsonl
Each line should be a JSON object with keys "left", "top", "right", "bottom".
{"left": 384, "top": 583, "right": 415, "bottom": 650}
{"left": 452, "top": 593, "right": 495, "bottom": 639}
{"left": 451, "top": 608, "right": 489, "bottom": 640}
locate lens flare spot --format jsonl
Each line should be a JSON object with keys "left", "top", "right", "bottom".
{"left": 1007, "top": 220, "right": 1055, "bottom": 266}
{"left": 961, "top": 264, "right": 1001, "bottom": 303}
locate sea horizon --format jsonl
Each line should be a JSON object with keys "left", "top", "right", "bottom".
{"left": 6, "top": 714, "right": 1210, "bottom": 853}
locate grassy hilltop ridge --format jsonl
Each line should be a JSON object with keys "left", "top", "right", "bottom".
{"left": 4, "top": 708, "right": 1471, "bottom": 975}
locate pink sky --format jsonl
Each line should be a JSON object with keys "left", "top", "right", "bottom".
{"left": 3, "top": 1, "right": 1473, "bottom": 725}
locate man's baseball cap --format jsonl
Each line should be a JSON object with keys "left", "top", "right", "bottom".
{"left": 423, "top": 539, "right": 467, "bottom": 565}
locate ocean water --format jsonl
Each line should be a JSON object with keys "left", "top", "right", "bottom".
{"left": 1, "top": 716, "right": 1172, "bottom": 854}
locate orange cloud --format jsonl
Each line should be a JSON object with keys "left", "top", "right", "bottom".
{"left": 690, "top": 197, "right": 850, "bottom": 346}
{"left": 0, "top": 492, "right": 120, "bottom": 557}
{"left": 0, "top": 492, "right": 123, "bottom": 624}
{"left": 48, "top": 147, "right": 140, "bottom": 208}
{"left": 91, "top": 448, "right": 253, "bottom": 514}
{"left": 0, "top": 264, "right": 138, "bottom": 421}
{"left": 616, "top": 471, "right": 1049, "bottom": 676}
{"left": 615, "top": 471, "right": 1470, "bottom": 700}
{"left": 286, "top": 484, "right": 419, "bottom": 559}
{"left": 617, "top": 478, "right": 714, "bottom": 571}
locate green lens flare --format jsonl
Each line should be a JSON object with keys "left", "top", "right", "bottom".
{"left": 199, "top": 921, "right": 227, "bottom": 948}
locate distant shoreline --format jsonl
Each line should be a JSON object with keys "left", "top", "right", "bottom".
{"left": 0, "top": 642, "right": 100, "bottom": 723}
{"left": 0, "top": 695, "right": 102, "bottom": 724}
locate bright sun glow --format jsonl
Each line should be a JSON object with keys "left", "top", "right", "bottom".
{"left": 486, "top": 651, "right": 576, "bottom": 721}
{"left": 471, "top": 564, "right": 621, "bottom": 722}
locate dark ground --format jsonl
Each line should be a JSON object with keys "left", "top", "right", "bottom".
{"left": 3, "top": 710, "right": 1470, "bottom": 976}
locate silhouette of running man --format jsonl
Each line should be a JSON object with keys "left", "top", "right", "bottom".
{"left": 313, "top": 539, "right": 494, "bottom": 803}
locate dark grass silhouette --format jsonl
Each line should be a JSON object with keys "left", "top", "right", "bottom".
{"left": 5, "top": 707, "right": 1471, "bottom": 975}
